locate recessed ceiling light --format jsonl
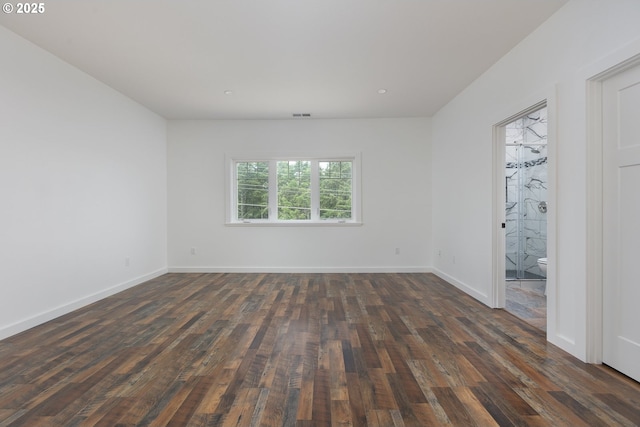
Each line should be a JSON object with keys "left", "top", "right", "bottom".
{"left": 377, "top": 89, "right": 387, "bottom": 94}
{"left": 224, "top": 90, "right": 233, "bottom": 95}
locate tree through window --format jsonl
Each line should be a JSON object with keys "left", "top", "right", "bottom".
{"left": 278, "top": 161, "right": 311, "bottom": 220}
{"left": 229, "top": 154, "right": 360, "bottom": 224}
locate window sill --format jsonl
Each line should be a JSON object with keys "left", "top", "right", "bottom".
{"left": 225, "top": 220, "right": 363, "bottom": 227}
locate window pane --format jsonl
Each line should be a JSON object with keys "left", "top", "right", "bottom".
{"left": 277, "top": 160, "right": 311, "bottom": 220}
{"left": 319, "top": 161, "right": 352, "bottom": 219}
{"left": 237, "top": 162, "right": 269, "bottom": 219}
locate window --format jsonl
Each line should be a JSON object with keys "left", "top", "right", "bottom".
{"left": 278, "top": 160, "right": 311, "bottom": 220}
{"left": 227, "top": 153, "right": 361, "bottom": 225}
{"left": 319, "top": 161, "right": 352, "bottom": 219}
{"left": 237, "top": 161, "right": 269, "bottom": 220}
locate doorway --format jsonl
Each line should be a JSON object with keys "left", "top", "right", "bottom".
{"left": 496, "top": 103, "right": 548, "bottom": 331}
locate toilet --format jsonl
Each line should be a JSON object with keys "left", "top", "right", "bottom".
{"left": 537, "top": 257, "right": 547, "bottom": 276}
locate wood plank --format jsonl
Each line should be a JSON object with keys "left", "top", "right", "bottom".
{"left": 430, "top": 387, "right": 476, "bottom": 426}
{"left": 310, "top": 369, "right": 331, "bottom": 427}
{"left": 345, "top": 372, "right": 367, "bottom": 427}
{"left": 594, "top": 392, "right": 640, "bottom": 425}
{"left": 514, "top": 387, "right": 590, "bottom": 427}
{"left": 453, "top": 386, "right": 499, "bottom": 427}
{"left": 548, "top": 390, "right": 610, "bottom": 427}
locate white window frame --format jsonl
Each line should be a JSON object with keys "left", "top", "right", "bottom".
{"left": 225, "top": 152, "right": 362, "bottom": 226}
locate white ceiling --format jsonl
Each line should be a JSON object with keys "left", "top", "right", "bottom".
{"left": 0, "top": 0, "right": 567, "bottom": 120}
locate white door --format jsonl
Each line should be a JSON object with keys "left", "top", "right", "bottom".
{"left": 602, "top": 62, "right": 640, "bottom": 382}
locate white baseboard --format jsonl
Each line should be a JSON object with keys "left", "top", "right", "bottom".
{"left": 431, "top": 268, "right": 490, "bottom": 306}
{"left": 168, "top": 266, "right": 432, "bottom": 274}
{"left": 0, "top": 268, "right": 168, "bottom": 341}
{"left": 548, "top": 331, "right": 581, "bottom": 361}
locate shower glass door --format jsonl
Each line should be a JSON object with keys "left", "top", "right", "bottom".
{"left": 505, "top": 107, "right": 548, "bottom": 280}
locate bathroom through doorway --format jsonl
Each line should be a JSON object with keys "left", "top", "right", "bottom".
{"left": 502, "top": 104, "right": 548, "bottom": 331}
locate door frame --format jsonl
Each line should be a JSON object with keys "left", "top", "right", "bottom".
{"left": 585, "top": 48, "right": 640, "bottom": 364}
{"left": 492, "top": 101, "right": 548, "bottom": 306}
{"left": 492, "top": 97, "right": 554, "bottom": 315}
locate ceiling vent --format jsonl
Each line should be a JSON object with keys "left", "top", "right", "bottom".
{"left": 292, "top": 113, "right": 311, "bottom": 118}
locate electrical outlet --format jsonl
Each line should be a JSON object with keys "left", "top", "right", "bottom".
{"left": 125, "top": 257, "right": 130, "bottom": 267}
{"left": 395, "top": 248, "right": 400, "bottom": 255}
{"left": 190, "top": 247, "right": 197, "bottom": 255}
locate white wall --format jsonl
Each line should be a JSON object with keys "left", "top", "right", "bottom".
{"left": 0, "top": 26, "right": 168, "bottom": 339}
{"left": 431, "top": 0, "right": 640, "bottom": 360}
{"left": 168, "top": 118, "right": 431, "bottom": 272}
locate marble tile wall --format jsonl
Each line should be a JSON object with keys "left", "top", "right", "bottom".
{"left": 505, "top": 108, "right": 547, "bottom": 279}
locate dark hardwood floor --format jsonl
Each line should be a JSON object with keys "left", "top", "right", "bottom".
{"left": 0, "top": 273, "right": 638, "bottom": 426}
{"left": 505, "top": 281, "right": 547, "bottom": 332}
